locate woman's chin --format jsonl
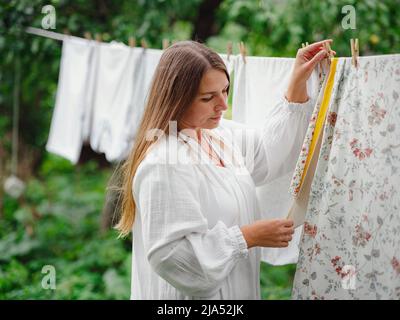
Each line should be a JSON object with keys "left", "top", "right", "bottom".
{"left": 209, "top": 116, "right": 222, "bottom": 126}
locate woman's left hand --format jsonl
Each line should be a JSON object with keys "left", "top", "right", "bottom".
{"left": 286, "top": 39, "right": 336, "bottom": 103}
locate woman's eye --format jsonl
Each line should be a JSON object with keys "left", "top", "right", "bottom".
{"left": 202, "top": 96, "right": 213, "bottom": 102}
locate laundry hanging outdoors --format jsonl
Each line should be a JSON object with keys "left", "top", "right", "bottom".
{"left": 292, "top": 54, "right": 400, "bottom": 299}
{"left": 23, "top": 30, "right": 400, "bottom": 300}
{"left": 2, "top": 0, "right": 400, "bottom": 306}
{"left": 46, "top": 36, "right": 163, "bottom": 163}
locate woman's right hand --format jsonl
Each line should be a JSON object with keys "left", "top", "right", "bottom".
{"left": 240, "top": 219, "right": 295, "bottom": 249}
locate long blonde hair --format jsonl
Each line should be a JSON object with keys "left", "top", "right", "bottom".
{"left": 114, "top": 40, "right": 230, "bottom": 237}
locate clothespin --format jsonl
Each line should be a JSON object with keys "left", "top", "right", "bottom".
{"left": 84, "top": 32, "right": 92, "bottom": 40}
{"left": 322, "top": 41, "right": 333, "bottom": 68}
{"left": 301, "top": 43, "right": 305, "bottom": 48}
{"left": 162, "top": 38, "right": 170, "bottom": 50}
{"left": 239, "top": 41, "right": 247, "bottom": 64}
{"left": 95, "top": 33, "right": 102, "bottom": 42}
{"left": 102, "top": 33, "right": 110, "bottom": 42}
{"left": 324, "top": 41, "right": 334, "bottom": 59}
{"left": 227, "top": 41, "right": 233, "bottom": 61}
{"left": 141, "top": 38, "right": 148, "bottom": 49}
{"left": 350, "top": 38, "right": 359, "bottom": 68}
{"left": 129, "top": 36, "right": 136, "bottom": 48}
{"left": 305, "top": 42, "right": 309, "bottom": 46}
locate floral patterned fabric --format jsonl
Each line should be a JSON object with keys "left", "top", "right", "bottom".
{"left": 289, "top": 62, "right": 330, "bottom": 197}
{"left": 292, "top": 55, "right": 400, "bottom": 299}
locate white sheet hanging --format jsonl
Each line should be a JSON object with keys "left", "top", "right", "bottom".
{"left": 82, "top": 39, "right": 100, "bottom": 143}
{"left": 219, "top": 53, "right": 235, "bottom": 76}
{"left": 89, "top": 41, "right": 132, "bottom": 159}
{"left": 121, "top": 48, "right": 163, "bottom": 159}
{"left": 231, "top": 56, "right": 325, "bottom": 265}
{"left": 46, "top": 36, "right": 93, "bottom": 164}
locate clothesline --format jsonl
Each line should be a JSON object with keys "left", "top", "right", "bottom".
{"left": 25, "top": 27, "right": 240, "bottom": 58}
{"left": 26, "top": 27, "right": 66, "bottom": 41}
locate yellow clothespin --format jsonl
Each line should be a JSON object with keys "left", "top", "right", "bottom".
{"left": 95, "top": 33, "right": 102, "bottom": 42}
{"left": 84, "top": 32, "right": 92, "bottom": 40}
{"left": 141, "top": 38, "right": 148, "bottom": 49}
{"left": 350, "top": 38, "right": 359, "bottom": 68}
{"left": 162, "top": 38, "right": 170, "bottom": 50}
{"left": 227, "top": 41, "right": 233, "bottom": 61}
{"left": 129, "top": 36, "right": 136, "bottom": 48}
{"left": 305, "top": 41, "right": 309, "bottom": 46}
{"left": 239, "top": 41, "right": 247, "bottom": 64}
{"left": 301, "top": 43, "right": 305, "bottom": 48}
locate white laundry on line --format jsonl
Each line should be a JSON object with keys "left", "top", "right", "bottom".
{"left": 231, "top": 56, "right": 326, "bottom": 266}
{"left": 46, "top": 36, "right": 93, "bottom": 164}
{"left": 122, "top": 48, "right": 163, "bottom": 156}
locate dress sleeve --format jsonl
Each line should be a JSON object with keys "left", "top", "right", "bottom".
{"left": 133, "top": 161, "right": 249, "bottom": 298}
{"left": 242, "top": 96, "right": 315, "bottom": 186}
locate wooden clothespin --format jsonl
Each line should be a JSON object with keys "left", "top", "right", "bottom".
{"left": 324, "top": 41, "right": 334, "bottom": 59}
{"left": 141, "top": 38, "right": 148, "bottom": 49}
{"left": 350, "top": 38, "right": 359, "bottom": 68}
{"left": 95, "top": 33, "right": 102, "bottom": 42}
{"left": 322, "top": 41, "right": 333, "bottom": 68}
{"left": 84, "top": 32, "right": 92, "bottom": 40}
{"left": 162, "top": 38, "right": 170, "bottom": 50}
{"left": 129, "top": 36, "right": 136, "bottom": 48}
{"left": 227, "top": 41, "right": 233, "bottom": 61}
{"left": 239, "top": 41, "right": 247, "bottom": 64}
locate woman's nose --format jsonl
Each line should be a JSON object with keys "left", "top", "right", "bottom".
{"left": 215, "top": 93, "right": 228, "bottom": 111}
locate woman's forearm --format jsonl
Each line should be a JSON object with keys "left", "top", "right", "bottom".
{"left": 285, "top": 81, "right": 309, "bottom": 103}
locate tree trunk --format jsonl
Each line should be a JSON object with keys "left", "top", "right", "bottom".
{"left": 191, "top": 0, "right": 224, "bottom": 42}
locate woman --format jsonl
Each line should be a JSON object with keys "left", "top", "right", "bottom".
{"left": 116, "top": 39, "right": 335, "bottom": 299}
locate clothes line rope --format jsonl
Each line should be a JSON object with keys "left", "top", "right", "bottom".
{"left": 25, "top": 27, "right": 242, "bottom": 59}
{"left": 26, "top": 27, "right": 66, "bottom": 41}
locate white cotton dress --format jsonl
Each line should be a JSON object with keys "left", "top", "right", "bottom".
{"left": 130, "top": 96, "right": 314, "bottom": 300}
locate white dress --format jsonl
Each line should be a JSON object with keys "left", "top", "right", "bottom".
{"left": 130, "top": 96, "right": 314, "bottom": 300}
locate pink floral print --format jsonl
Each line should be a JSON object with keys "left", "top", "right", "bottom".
{"left": 292, "top": 55, "right": 400, "bottom": 300}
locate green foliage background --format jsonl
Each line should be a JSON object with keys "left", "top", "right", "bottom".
{"left": 1, "top": 0, "right": 399, "bottom": 299}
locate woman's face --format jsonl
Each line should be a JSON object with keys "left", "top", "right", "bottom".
{"left": 179, "top": 68, "right": 229, "bottom": 133}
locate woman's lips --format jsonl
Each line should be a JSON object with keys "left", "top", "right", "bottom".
{"left": 210, "top": 115, "right": 222, "bottom": 120}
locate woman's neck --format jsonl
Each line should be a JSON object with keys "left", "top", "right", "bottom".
{"left": 178, "top": 126, "right": 203, "bottom": 143}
